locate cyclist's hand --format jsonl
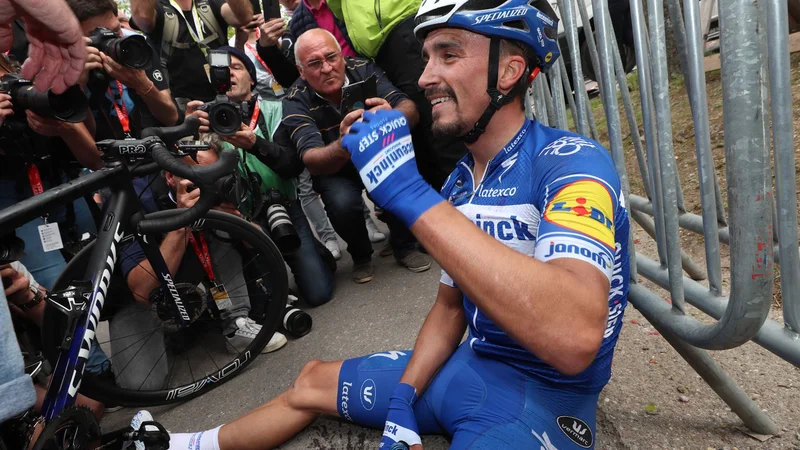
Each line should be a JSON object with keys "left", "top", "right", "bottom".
{"left": 0, "top": 93, "right": 13, "bottom": 127}
{"left": 341, "top": 109, "right": 443, "bottom": 227}
{"left": 78, "top": 40, "right": 103, "bottom": 86}
{"left": 379, "top": 383, "right": 422, "bottom": 450}
{"left": 176, "top": 178, "right": 200, "bottom": 209}
{"left": 0, "top": 0, "right": 87, "bottom": 94}
{"left": 213, "top": 201, "right": 243, "bottom": 218}
{"left": 185, "top": 100, "right": 210, "bottom": 134}
{"left": 0, "top": 263, "right": 34, "bottom": 306}
{"left": 258, "top": 18, "right": 286, "bottom": 48}
{"left": 100, "top": 53, "right": 152, "bottom": 94}
{"left": 221, "top": 124, "right": 256, "bottom": 150}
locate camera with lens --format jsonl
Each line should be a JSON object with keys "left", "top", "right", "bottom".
{"left": 197, "top": 50, "right": 244, "bottom": 136}
{"left": 281, "top": 294, "right": 312, "bottom": 338}
{"left": 256, "top": 188, "right": 300, "bottom": 254}
{"left": 0, "top": 74, "right": 88, "bottom": 123}
{"left": 88, "top": 27, "right": 151, "bottom": 70}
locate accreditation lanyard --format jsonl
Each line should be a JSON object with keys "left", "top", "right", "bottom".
{"left": 107, "top": 81, "right": 132, "bottom": 138}
{"left": 187, "top": 231, "right": 216, "bottom": 283}
{"left": 246, "top": 37, "right": 285, "bottom": 96}
{"left": 27, "top": 163, "right": 46, "bottom": 219}
{"left": 248, "top": 100, "right": 261, "bottom": 130}
{"left": 169, "top": 0, "right": 208, "bottom": 55}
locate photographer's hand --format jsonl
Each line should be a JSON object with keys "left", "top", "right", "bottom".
{"left": 176, "top": 178, "right": 201, "bottom": 209}
{"left": 258, "top": 18, "right": 286, "bottom": 48}
{"left": 78, "top": 40, "right": 103, "bottom": 86}
{"left": 221, "top": 123, "right": 257, "bottom": 150}
{"left": 213, "top": 202, "right": 243, "bottom": 218}
{"left": 0, "top": 93, "right": 13, "bottom": 127}
{"left": 185, "top": 100, "right": 210, "bottom": 134}
{"left": 100, "top": 53, "right": 151, "bottom": 93}
{"left": 27, "top": 110, "right": 102, "bottom": 169}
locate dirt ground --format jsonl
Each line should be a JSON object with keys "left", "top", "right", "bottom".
{"left": 584, "top": 51, "right": 800, "bottom": 449}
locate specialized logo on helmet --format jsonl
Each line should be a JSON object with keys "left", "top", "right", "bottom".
{"left": 545, "top": 52, "right": 553, "bottom": 62}
{"left": 473, "top": 7, "right": 527, "bottom": 25}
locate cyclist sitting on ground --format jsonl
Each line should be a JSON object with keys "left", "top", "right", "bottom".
{"left": 129, "top": 0, "right": 630, "bottom": 448}
{"left": 185, "top": 46, "right": 335, "bottom": 308}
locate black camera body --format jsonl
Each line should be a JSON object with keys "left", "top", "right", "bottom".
{"left": 88, "top": 27, "right": 151, "bottom": 70}
{"left": 0, "top": 74, "right": 88, "bottom": 123}
{"left": 198, "top": 50, "right": 244, "bottom": 136}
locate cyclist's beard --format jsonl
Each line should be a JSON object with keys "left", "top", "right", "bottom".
{"left": 427, "top": 87, "right": 469, "bottom": 138}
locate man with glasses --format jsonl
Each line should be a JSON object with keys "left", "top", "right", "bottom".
{"left": 281, "top": 28, "right": 428, "bottom": 284}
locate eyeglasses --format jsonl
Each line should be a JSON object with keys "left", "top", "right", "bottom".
{"left": 304, "top": 52, "right": 342, "bottom": 72}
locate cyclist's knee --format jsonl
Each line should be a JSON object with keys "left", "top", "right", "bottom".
{"left": 286, "top": 360, "right": 339, "bottom": 414}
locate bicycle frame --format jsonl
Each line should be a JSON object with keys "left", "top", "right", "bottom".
{"left": 0, "top": 160, "right": 191, "bottom": 421}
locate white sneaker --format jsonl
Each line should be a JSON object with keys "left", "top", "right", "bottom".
{"left": 365, "top": 218, "right": 386, "bottom": 243}
{"left": 123, "top": 410, "right": 157, "bottom": 450}
{"left": 325, "top": 240, "right": 341, "bottom": 260}
{"left": 226, "top": 317, "right": 287, "bottom": 354}
{"left": 263, "top": 331, "right": 288, "bottom": 353}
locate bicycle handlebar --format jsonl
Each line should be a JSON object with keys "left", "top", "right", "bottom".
{"left": 102, "top": 116, "right": 240, "bottom": 234}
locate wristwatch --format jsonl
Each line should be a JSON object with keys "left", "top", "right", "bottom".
{"left": 16, "top": 287, "right": 45, "bottom": 310}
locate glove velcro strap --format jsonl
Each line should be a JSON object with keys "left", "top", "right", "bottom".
{"left": 392, "top": 182, "right": 445, "bottom": 229}
{"left": 383, "top": 421, "right": 422, "bottom": 446}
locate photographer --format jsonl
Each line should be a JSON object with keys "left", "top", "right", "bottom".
{"left": 186, "top": 46, "right": 334, "bottom": 308}
{"left": 130, "top": 0, "right": 258, "bottom": 111}
{"left": 67, "top": 0, "right": 179, "bottom": 138}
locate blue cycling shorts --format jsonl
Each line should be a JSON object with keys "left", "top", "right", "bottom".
{"left": 337, "top": 343, "right": 600, "bottom": 449}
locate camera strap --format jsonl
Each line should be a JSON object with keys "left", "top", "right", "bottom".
{"left": 169, "top": 0, "right": 206, "bottom": 50}
{"left": 107, "top": 81, "right": 132, "bottom": 138}
{"left": 187, "top": 231, "right": 233, "bottom": 310}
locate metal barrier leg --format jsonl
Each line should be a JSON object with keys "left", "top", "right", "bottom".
{"left": 548, "top": 59, "right": 569, "bottom": 130}
{"left": 558, "top": 58, "right": 580, "bottom": 132}
{"left": 632, "top": 289, "right": 780, "bottom": 436}
{"left": 630, "top": 209, "right": 706, "bottom": 280}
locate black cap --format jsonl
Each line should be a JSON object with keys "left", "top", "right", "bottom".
{"left": 217, "top": 46, "right": 258, "bottom": 90}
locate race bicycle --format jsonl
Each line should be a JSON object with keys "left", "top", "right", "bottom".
{"left": 0, "top": 117, "right": 288, "bottom": 449}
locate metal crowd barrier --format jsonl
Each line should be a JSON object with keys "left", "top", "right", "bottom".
{"left": 529, "top": 0, "right": 799, "bottom": 435}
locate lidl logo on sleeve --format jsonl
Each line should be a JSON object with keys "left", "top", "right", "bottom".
{"left": 544, "top": 180, "right": 615, "bottom": 249}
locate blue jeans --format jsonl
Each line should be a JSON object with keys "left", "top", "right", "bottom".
{"left": 0, "top": 175, "right": 97, "bottom": 289}
{"left": 283, "top": 200, "right": 334, "bottom": 307}
{"left": 0, "top": 290, "right": 36, "bottom": 421}
{"left": 313, "top": 174, "right": 416, "bottom": 264}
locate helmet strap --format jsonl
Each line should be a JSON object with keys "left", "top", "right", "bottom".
{"left": 464, "top": 37, "right": 516, "bottom": 144}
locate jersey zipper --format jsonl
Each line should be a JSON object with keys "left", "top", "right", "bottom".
{"left": 467, "top": 158, "right": 493, "bottom": 205}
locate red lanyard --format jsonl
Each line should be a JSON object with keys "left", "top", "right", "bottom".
{"left": 27, "top": 163, "right": 48, "bottom": 219}
{"left": 245, "top": 42, "right": 273, "bottom": 75}
{"left": 249, "top": 101, "right": 261, "bottom": 130}
{"left": 187, "top": 232, "right": 216, "bottom": 282}
{"left": 107, "top": 81, "right": 131, "bottom": 136}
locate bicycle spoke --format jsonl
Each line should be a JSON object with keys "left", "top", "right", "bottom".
{"left": 199, "top": 343, "right": 220, "bottom": 374}
{"left": 217, "top": 273, "right": 272, "bottom": 296}
{"left": 96, "top": 326, "right": 163, "bottom": 346}
{"left": 165, "top": 351, "right": 178, "bottom": 388}
{"left": 137, "top": 347, "right": 168, "bottom": 391}
{"left": 185, "top": 351, "right": 195, "bottom": 384}
{"left": 112, "top": 330, "right": 159, "bottom": 380}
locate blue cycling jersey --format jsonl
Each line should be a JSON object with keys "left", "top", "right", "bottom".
{"left": 439, "top": 120, "right": 630, "bottom": 393}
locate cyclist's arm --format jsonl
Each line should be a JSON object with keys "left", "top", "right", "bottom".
{"left": 221, "top": 0, "right": 254, "bottom": 27}
{"left": 399, "top": 283, "right": 466, "bottom": 393}
{"left": 127, "top": 228, "right": 189, "bottom": 304}
{"left": 130, "top": 0, "right": 158, "bottom": 33}
{"left": 411, "top": 203, "right": 609, "bottom": 376}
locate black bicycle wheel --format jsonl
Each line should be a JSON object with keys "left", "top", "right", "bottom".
{"left": 42, "top": 210, "right": 288, "bottom": 406}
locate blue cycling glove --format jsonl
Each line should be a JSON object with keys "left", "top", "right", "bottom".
{"left": 379, "top": 383, "right": 422, "bottom": 449}
{"left": 341, "top": 110, "right": 444, "bottom": 228}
